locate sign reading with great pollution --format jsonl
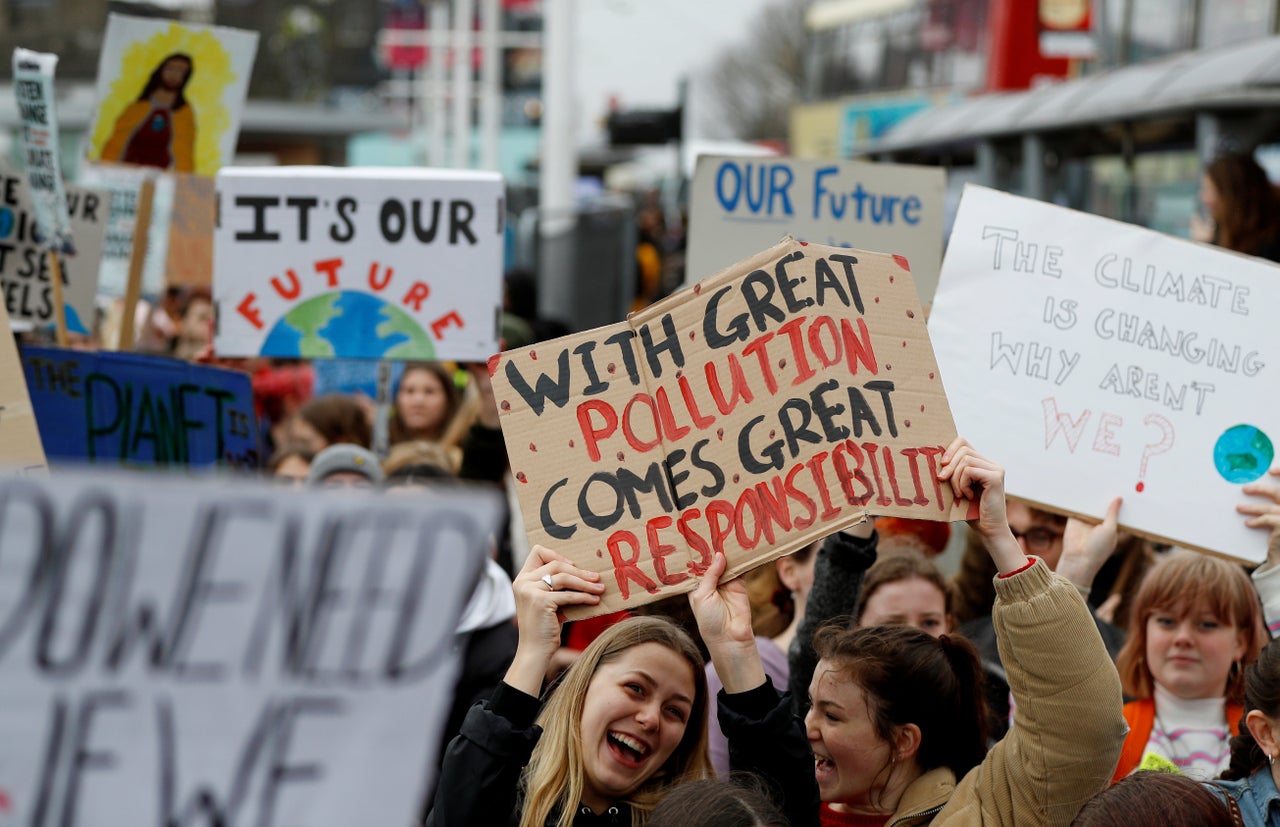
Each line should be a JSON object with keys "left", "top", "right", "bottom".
{"left": 0, "top": 298, "right": 48, "bottom": 474}
{"left": 0, "top": 470, "right": 499, "bottom": 827}
{"left": 0, "top": 164, "right": 107, "bottom": 331}
{"left": 494, "top": 238, "right": 966, "bottom": 618}
{"left": 21, "top": 347, "right": 260, "bottom": 469}
{"left": 214, "top": 167, "right": 504, "bottom": 361}
{"left": 928, "top": 185, "right": 1280, "bottom": 563}
{"left": 687, "top": 155, "right": 947, "bottom": 303}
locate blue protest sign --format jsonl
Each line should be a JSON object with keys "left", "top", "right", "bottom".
{"left": 21, "top": 347, "right": 260, "bottom": 468}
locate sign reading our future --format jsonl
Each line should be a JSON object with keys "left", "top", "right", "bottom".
{"left": 214, "top": 167, "right": 503, "bottom": 361}
{"left": 928, "top": 185, "right": 1280, "bottom": 563}
{"left": 0, "top": 470, "right": 499, "bottom": 827}
{"left": 494, "top": 238, "right": 967, "bottom": 618}
{"left": 686, "top": 155, "right": 946, "bottom": 302}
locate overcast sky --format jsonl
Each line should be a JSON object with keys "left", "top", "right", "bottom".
{"left": 573, "top": 0, "right": 778, "bottom": 143}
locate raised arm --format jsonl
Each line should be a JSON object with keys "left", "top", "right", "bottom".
{"left": 941, "top": 439, "right": 1127, "bottom": 826}
{"left": 1242, "top": 466, "right": 1280, "bottom": 636}
{"left": 787, "top": 520, "right": 877, "bottom": 717}
{"left": 427, "top": 546, "right": 603, "bottom": 827}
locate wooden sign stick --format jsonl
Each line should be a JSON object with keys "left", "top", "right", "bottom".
{"left": 46, "top": 249, "right": 68, "bottom": 347}
{"left": 117, "top": 177, "right": 156, "bottom": 352}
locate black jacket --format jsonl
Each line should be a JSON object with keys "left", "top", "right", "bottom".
{"left": 425, "top": 683, "right": 633, "bottom": 827}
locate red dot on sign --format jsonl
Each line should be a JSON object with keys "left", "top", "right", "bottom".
{"left": 920, "top": 404, "right": 925, "bottom": 412}
{"left": 529, "top": 443, "right": 537, "bottom": 452}
{"left": 607, "top": 363, "right": 616, "bottom": 373}
{"left": 902, "top": 340, "right": 907, "bottom": 348}
{"left": 906, "top": 309, "right": 915, "bottom": 319}
{"left": 617, "top": 452, "right": 625, "bottom": 461}
{"left": 929, "top": 372, "right": 935, "bottom": 379}
{"left": 689, "top": 330, "right": 696, "bottom": 340}
{"left": 904, "top": 419, "right": 911, "bottom": 427}
{"left": 529, "top": 350, "right": 537, "bottom": 360}
{"left": 875, "top": 297, "right": 881, "bottom": 303}
{"left": 778, "top": 359, "right": 787, "bottom": 369}
{"left": 717, "top": 428, "right": 724, "bottom": 440}
{"left": 889, "top": 275, "right": 895, "bottom": 284}
{"left": 1136, "top": 482, "right": 1145, "bottom": 493}
{"left": 769, "top": 430, "right": 777, "bottom": 439}
{"left": 885, "top": 364, "right": 892, "bottom": 370}
{"left": 694, "top": 284, "right": 702, "bottom": 294}
{"left": 500, "top": 400, "right": 511, "bottom": 411}
{"left": 596, "top": 550, "right": 603, "bottom": 558}
{"left": 676, "top": 370, "right": 683, "bottom": 378}
{"left": 569, "top": 439, "right": 575, "bottom": 447}
{"left": 799, "top": 241, "right": 809, "bottom": 246}
{"left": 516, "top": 472, "right": 527, "bottom": 483}
{"left": 733, "top": 474, "right": 741, "bottom": 484}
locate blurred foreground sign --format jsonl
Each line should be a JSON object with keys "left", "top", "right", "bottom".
{"left": 687, "top": 155, "right": 946, "bottom": 302}
{"left": 214, "top": 167, "right": 504, "bottom": 361}
{"left": 494, "top": 237, "right": 965, "bottom": 618}
{"left": 928, "top": 185, "right": 1280, "bottom": 563}
{"left": 0, "top": 471, "right": 499, "bottom": 827}
{"left": 21, "top": 347, "right": 259, "bottom": 469}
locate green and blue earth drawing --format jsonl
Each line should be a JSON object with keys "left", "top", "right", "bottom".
{"left": 261, "top": 290, "right": 435, "bottom": 359}
{"left": 1213, "top": 424, "right": 1274, "bottom": 484}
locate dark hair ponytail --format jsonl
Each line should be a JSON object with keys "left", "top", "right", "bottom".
{"left": 1221, "top": 639, "right": 1280, "bottom": 781}
{"left": 814, "top": 625, "right": 988, "bottom": 779}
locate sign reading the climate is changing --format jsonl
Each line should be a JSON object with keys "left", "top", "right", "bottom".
{"left": 214, "top": 167, "right": 504, "bottom": 361}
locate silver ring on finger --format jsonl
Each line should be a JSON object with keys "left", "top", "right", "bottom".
{"left": 541, "top": 573, "right": 556, "bottom": 591}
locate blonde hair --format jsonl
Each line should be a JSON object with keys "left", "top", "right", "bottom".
{"left": 520, "top": 617, "right": 713, "bottom": 827}
{"left": 1116, "top": 552, "right": 1265, "bottom": 703}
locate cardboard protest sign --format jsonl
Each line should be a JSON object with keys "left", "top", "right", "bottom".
{"left": 0, "top": 299, "right": 48, "bottom": 474}
{"left": 0, "top": 470, "right": 500, "bottom": 827}
{"left": 12, "top": 48, "right": 74, "bottom": 255}
{"left": 1, "top": 164, "right": 108, "bottom": 331}
{"left": 928, "top": 185, "right": 1280, "bottom": 563}
{"left": 165, "top": 172, "right": 216, "bottom": 288}
{"left": 687, "top": 155, "right": 947, "bottom": 303}
{"left": 85, "top": 14, "right": 258, "bottom": 176}
{"left": 494, "top": 238, "right": 966, "bottom": 617}
{"left": 214, "top": 167, "right": 504, "bottom": 361}
{"left": 22, "top": 347, "right": 260, "bottom": 469}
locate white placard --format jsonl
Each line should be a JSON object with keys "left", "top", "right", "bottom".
{"left": 0, "top": 471, "right": 501, "bottom": 827}
{"left": 214, "top": 167, "right": 504, "bottom": 361}
{"left": 12, "top": 48, "right": 74, "bottom": 254}
{"left": 687, "top": 155, "right": 947, "bottom": 302}
{"left": 929, "top": 185, "right": 1280, "bottom": 562}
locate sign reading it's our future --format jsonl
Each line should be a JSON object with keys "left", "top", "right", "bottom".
{"left": 687, "top": 155, "right": 946, "bottom": 302}
{"left": 214, "top": 167, "right": 504, "bottom": 362}
{"left": 494, "top": 238, "right": 967, "bottom": 618}
{"left": 0, "top": 471, "right": 500, "bottom": 827}
{"left": 928, "top": 185, "right": 1280, "bottom": 563}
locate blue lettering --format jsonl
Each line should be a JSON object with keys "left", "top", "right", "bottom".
{"left": 769, "top": 165, "right": 795, "bottom": 216}
{"left": 715, "top": 162, "right": 743, "bottom": 212}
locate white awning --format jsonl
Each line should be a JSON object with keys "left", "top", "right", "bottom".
{"left": 806, "top": 0, "right": 915, "bottom": 32}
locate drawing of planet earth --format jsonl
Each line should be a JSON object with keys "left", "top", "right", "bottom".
{"left": 1213, "top": 424, "right": 1274, "bottom": 484}
{"left": 260, "top": 291, "right": 435, "bottom": 359}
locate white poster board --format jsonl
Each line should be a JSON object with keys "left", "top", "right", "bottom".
{"left": 687, "top": 155, "right": 947, "bottom": 302}
{"left": 85, "top": 14, "right": 258, "bottom": 176}
{"left": 0, "top": 472, "right": 502, "bottom": 827}
{"left": 1, "top": 163, "right": 108, "bottom": 332}
{"left": 12, "top": 48, "right": 74, "bottom": 254}
{"left": 214, "top": 167, "right": 504, "bottom": 361}
{"left": 928, "top": 185, "right": 1280, "bottom": 563}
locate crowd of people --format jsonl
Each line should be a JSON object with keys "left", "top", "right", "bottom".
{"left": 10, "top": 154, "right": 1280, "bottom": 827}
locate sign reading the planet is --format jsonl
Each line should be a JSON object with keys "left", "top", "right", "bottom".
{"left": 213, "top": 167, "right": 504, "bottom": 361}
{"left": 928, "top": 185, "right": 1280, "bottom": 564}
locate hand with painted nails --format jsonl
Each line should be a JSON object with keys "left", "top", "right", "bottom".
{"left": 1239, "top": 466, "right": 1280, "bottom": 567}
{"left": 505, "top": 544, "right": 605, "bottom": 697}
{"left": 937, "top": 436, "right": 1028, "bottom": 575}
{"left": 689, "top": 550, "right": 766, "bottom": 694}
{"left": 1057, "top": 497, "right": 1124, "bottom": 592}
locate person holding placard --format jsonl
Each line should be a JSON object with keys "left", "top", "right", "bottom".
{"left": 1111, "top": 553, "right": 1268, "bottom": 782}
{"left": 690, "top": 438, "right": 1127, "bottom": 827}
{"left": 426, "top": 545, "right": 713, "bottom": 827}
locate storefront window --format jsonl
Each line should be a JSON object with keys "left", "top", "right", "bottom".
{"left": 1199, "top": 0, "right": 1274, "bottom": 48}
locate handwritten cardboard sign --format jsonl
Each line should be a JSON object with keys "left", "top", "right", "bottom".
{"left": 494, "top": 238, "right": 965, "bottom": 617}
{"left": 0, "top": 164, "right": 107, "bottom": 331}
{"left": 687, "top": 155, "right": 947, "bottom": 303}
{"left": 928, "top": 185, "right": 1280, "bottom": 563}
{"left": 22, "top": 347, "right": 260, "bottom": 469}
{"left": 0, "top": 299, "right": 48, "bottom": 474}
{"left": 214, "top": 167, "right": 504, "bottom": 361}
{"left": 0, "top": 470, "right": 499, "bottom": 827}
